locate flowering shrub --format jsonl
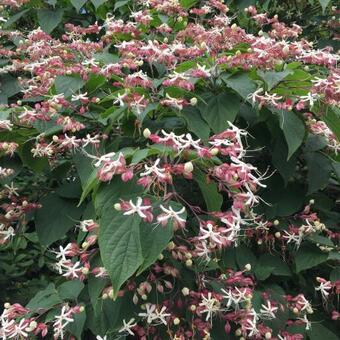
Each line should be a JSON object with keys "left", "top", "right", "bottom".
{"left": 0, "top": 0, "right": 339, "bottom": 339}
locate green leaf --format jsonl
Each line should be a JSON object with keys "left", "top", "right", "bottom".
{"left": 74, "top": 151, "right": 99, "bottom": 205}
{"left": 70, "top": 0, "right": 87, "bottom": 12}
{"left": 67, "top": 310, "right": 86, "bottom": 340}
{"left": 4, "top": 9, "right": 30, "bottom": 28}
{"left": 37, "top": 9, "right": 64, "bottom": 34}
{"left": 308, "top": 323, "right": 338, "bottom": 340}
{"left": 194, "top": 169, "right": 223, "bottom": 212}
{"left": 26, "top": 283, "right": 61, "bottom": 310}
{"left": 180, "top": 107, "right": 210, "bottom": 140}
{"left": 318, "top": 0, "right": 331, "bottom": 13}
{"left": 330, "top": 267, "right": 340, "bottom": 281}
{"left": 137, "top": 202, "right": 180, "bottom": 274}
{"left": 91, "top": 0, "right": 107, "bottom": 9}
{"left": 258, "top": 176, "right": 305, "bottom": 218}
{"left": 305, "top": 152, "right": 332, "bottom": 194}
{"left": 58, "top": 280, "right": 84, "bottom": 300}
{"left": 54, "top": 75, "right": 85, "bottom": 98}
{"left": 235, "top": 245, "right": 257, "bottom": 269}
{"left": 99, "top": 213, "right": 143, "bottom": 295}
{"left": 275, "top": 110, "right": 305, "bottom": 159}
{"left": 36, "top": 194, "right": 84, "bottom": 246}
{"left": 221, "top": 72, "right": 257, "bottom": 99}
{"left": 272, "top": 135, "right": 297, "bottom": 184}
{"left": 332, "top": 161, "right": 340, "bottom": 181}
{"left": 257, "top": 69, "right": 292, "bottom": 91}
{"left": 328, "top": 251, "right": 340, "bottom": 261}
{"left": 295, "top": 245, "right": 328, "bottom": 273}
{"left": 114, "top": 0, "right": 130, "bottom": 10}
{"left": 19, "top": 141, "right": 49, "bottom": 173}
{"left": 255, "top": 254, "right": 291, "bottom": 280}
{"left": 180, "top": 0, "right": 197, "bottom": 9}
{"left": 200, "top": 92, "right": 240, "bottom": 133}
{"left": 0, "top": 74, "right": 21, "bottom": 97}
{"left": 85, "top": 74, "right": 106, "bottom": 93}
{"left": 94, "top": 178, "right": 143, "bottom": 216}
{"left": 304, "top": 134, "right": 328, "bottom": 152}
{"left": 322, "top": 107, "right": 340, "bottom": 141}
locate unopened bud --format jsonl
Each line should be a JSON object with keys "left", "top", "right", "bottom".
{"left": 52, "top": 135, "right": 59, "bottom": 142}
{"left": 258, "top": 30, "right": 264, "bottom": 36}
{"left": 275, "top": 232, "right": 281, "bottom": 238}
{"left": 182, "top": 287, "right": 190, "bottom": 296}
{"left": 282, "top": 45, "right": 290, "bottom": 54}
{"left": 184, "top": 161, "right": 194, "bottom": 173}
{"left": 190, "top": 304, "right": 196, "bottom": 311}
{"left": 29, "top": 321, "right": 37, "bottom": 329}
{"left": 210, "top": 147, "right": 219, "bottom": 156}
{"left": 200, "top": 41, "right": 207, "bottom": 49}
{"left": 177, "top": 16, "right": 183, "bottom": 22}
{"left": 143, "top": 128, "right": 151, "bottom": 138}
{"left": 244, "top": 263, "right": 251, "bottom": 271}
{"left": 17, "top": 100, "right": 22, "bottom": 106}
{"left": 265, "top": 332, "right": 272, "bottom": 339}
{"left": 167, "top": 241, "right": 175, "bottom": 250}
{"left": 79, "top": 306, "right": 85, "bottom": 312}
{"left": 4, "top": 303, "right": 10, "bottom": 309}
{"left": 273, "top": 220, "right": 279, "bottom": 226}
{"left": 82, "top": 242, "right": 89, "bottom": 249}
{"left": 190, "top": 97, "right": 198, "bottom": 106}
{"left": 185, "top": 259, "right": 193, "bottom": 267}
{"left": 114, "top": 203, "right": 122, "bottom": 211}
{"left": 81, "top": 267, "right": 89, "bottom": 275}
{"left": 235, "top": 329, "right": 242, "bottom": 336}
{"left": 141, "top": 294, "right": 148, "bottom": 300}
{"left": 231, "top": 23, "right": 237, "bottom": 30}
{"left": 102, "top": 293, "right": 108, "bottom": 299}
{"left": 309, "top": 199, "right": 315, "bottom": 205}
{"left": 173, "top": 317, "right": 180, "bottom": 325}
{"left": 158, "top": 253, "right": 164, "bottom": 260}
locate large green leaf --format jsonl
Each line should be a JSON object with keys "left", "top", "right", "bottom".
{"left": 255, "top": 254, "right": 291, "bottom": 280}
{"left": 322, "top": 107, "right": 340, "bottom": 141}
{"left": 99, "top": 213, "right": 143, "bottom": 295}
{"left": 222, "top": 72, "right": 257, "bottom": 99}
{"left": 180, "top": 107, "right": 210, "bottom": 140}
{"left": 67, "top": 310, "right": 86, "bottom": 340}
{"left": 37, "top": 9, "right": 64, "bottom": 34}
{"left": 194, "top": 169, "right": 223, "bottom": 212}
{"left": 70, "top": 0, "right": 87, "bottom": 12}
{"left": 54, "top": 75, "right": 85, "bottom": 98}
{"left": 308, "top": 323, "right": 338, "bottom": 340}
{"left": 295, "top": 245, "right": 328, "bottom": 273}
{"left": 58, "top": 280, "right": 84, "bottom": 300}
{"left": 26, "top": 283, "right": 61, "bottom": 310}
{"left": 272, "top": 135, "right": 297, "bottom": 184}
{"left": 35, "top": 194, "right": 84, "bottom": 246}
{"left": 257, "top": 69, "right": 293, "bottom": 91}
{"left": 305, "top": 152, "right": 332, "bottom": 194}
{"left": 235, "top": 245, "right": 257, "bottom": 269}
{"left": 138, "top": 221, "right": 172, "bottom": 274}
{"left": 91, "top": 0, "right": 107, "bottom": 9}
{"left": 275, "top": 110, "right": 305, "bottom": 159}
{"left": 94, "top": 177, "right": 143, "bottom": 215}
{"left": 318, "top": 0, "right": 331, "bottom": 13}
{"left": 19, "top": 141, "right": 49, "bottom": 173}
{"left": 200, "top": 93, "right": 240, "bottom": 133}
{"left": 4, "top": 9, "right": 30, "bottom": 28}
